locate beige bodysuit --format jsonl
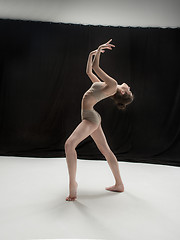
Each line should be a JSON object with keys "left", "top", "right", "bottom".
{"left": 81, "top": 82, "right": 116, "bottom": 125}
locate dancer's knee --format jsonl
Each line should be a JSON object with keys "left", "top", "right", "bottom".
{"left": 65, "top": 138, "right": 76, "bottom": 152}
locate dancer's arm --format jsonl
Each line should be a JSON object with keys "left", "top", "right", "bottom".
{"left": 86, "top": 50, "right": 102, "bottom": 83}
{"left": 93, "top": 39, "right": 117, "bottom": 86}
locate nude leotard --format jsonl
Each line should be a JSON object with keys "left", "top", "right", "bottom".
{"left": 81, "top": 82, "right": 115, "bottom": 125}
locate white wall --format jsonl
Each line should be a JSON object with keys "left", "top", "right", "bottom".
{"left": 0, "top": 0, "right": 180, "bottom": 28}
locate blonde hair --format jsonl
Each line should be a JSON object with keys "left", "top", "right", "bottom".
{"left": 110, "top": 89, "right": 134, "bottom": 110}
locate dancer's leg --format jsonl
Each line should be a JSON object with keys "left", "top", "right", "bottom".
{"left": 64, "top": 120, "right": 98, "bottom": 201}
{"left": 90, "top": 124, "right": 124, "bottom": 192}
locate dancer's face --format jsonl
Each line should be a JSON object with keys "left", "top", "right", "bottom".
{"left": 117, "top": 83, "right": 132, "bottom": 96}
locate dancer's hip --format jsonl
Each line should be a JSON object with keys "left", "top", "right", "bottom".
{"left": 81, "top": 109, "right": 101, "bottom": 125}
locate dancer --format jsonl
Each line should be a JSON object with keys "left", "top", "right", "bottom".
{"left": 65, "top": 39, "right": 133, "bottom": 201}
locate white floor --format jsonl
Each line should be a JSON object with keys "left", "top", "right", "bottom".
{"left": 0, "top": 156, "right": 180, "bottom": 240}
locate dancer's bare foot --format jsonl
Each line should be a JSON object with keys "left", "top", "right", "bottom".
{"left": 66, "top": 181, "right": 78, "bottom": 201}
{"left": 105, "top": 183, "right": 124, "bottom": 192}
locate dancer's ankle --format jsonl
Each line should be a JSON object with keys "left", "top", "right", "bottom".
{"left": 115, "top": 181, "right": 124, "bottom": 186}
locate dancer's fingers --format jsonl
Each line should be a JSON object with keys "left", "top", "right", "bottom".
{"left": 106, "top": 39, "right": 115, "bottom": 47}
{"left": 105, "top": 43, "right": 115, "bottom": 48}
{"left": 109, "top": 44, "right": 115, "bottom": 47}
{"left": 106, "top": 39, "right": 112, "bottom": 44}
{"left": 101, "top": 46, "right": 113, "bottom": 50}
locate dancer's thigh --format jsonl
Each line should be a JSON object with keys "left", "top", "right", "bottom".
{"left": 66, "top": 120, "right": 99, "bottom": 148}
{"left": 90, "top": 124, "right": 111, "bottom": 154}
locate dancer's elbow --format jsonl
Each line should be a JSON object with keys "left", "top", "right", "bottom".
{"left": 86, "top": 71, "right": 91, "bottom": 76}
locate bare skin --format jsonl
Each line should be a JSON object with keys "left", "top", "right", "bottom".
{"left": 65, "top": 121, "right": 124, "bottom": 201}
{"left": 65, "top": 39, "right": 131, "bottom": 201}
{"left": 65, "top": 120, "right": 99, "bottom": 201}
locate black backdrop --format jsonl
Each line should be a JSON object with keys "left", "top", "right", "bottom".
{"left": 0, "top": 19, "right": 180, "bottom": 166}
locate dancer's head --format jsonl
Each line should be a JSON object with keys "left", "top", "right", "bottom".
{"left": 110, "top": 83, "right": 134, "bottom": 110}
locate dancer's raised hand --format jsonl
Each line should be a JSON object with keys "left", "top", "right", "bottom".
{"left": 90, "top": 49, "right": 105, "bottom": 56}
{"left": 98, "top": 39, "right": 115, "bottom": 51}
